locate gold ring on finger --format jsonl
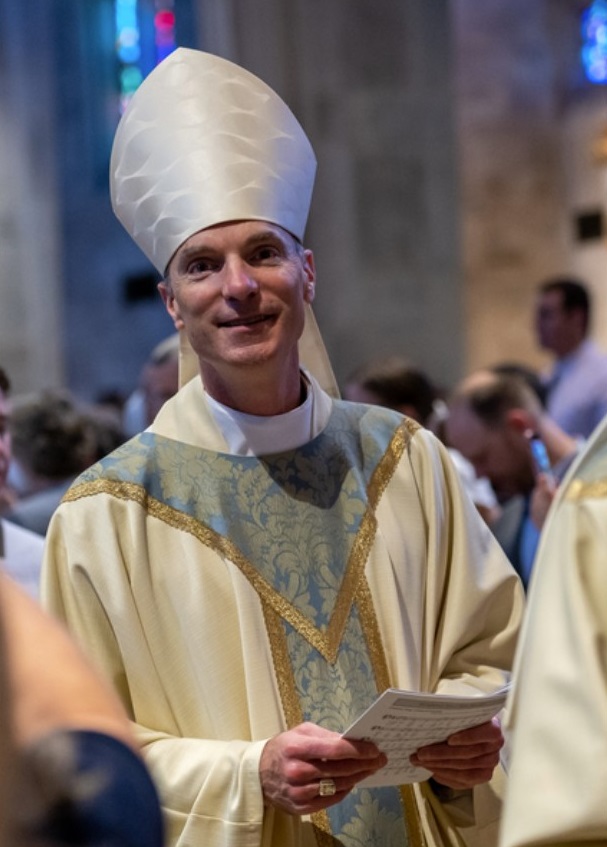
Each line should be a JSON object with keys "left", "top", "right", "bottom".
{"left": 318, "top": 778, "right": 336, "bottom": 797}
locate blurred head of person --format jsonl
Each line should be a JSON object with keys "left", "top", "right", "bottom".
{"left": 343, "top": 355, "right": 438, "bottom": 425}
{"left": 535, "top": 277, "right": 590, "bottom": 359}
{"left": 8, "top": 391, "right": 96, "bottom": 497}
{"left": 141, "top": 334, "right": 180, "bottom": 425}
{"left": 445, "top": 370, "right": 542, "bottom": 504}
{"left": 490, "top": 361, "right": 548, "bottom": 408}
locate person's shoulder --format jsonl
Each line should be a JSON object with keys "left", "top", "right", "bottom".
{"left": 1, "top": 518, "right": 43, "bottom": 599}
{"left": 5, "top": 484, "right": 70, "bottom": 536}
{"left": 24, "top": 729, "right": 164, "bottom": 847}
{"left": 66, "top": 430, "right": 160, "bottom": 496}
{"left": 578, "top": 339, "right": 607, "bottom": 368}
{"left": 335, "top": 398, "right": 415, "bottom": 426}
{"left": 335, "top": 399, "right": 422, "bottom": 442}
{"left": 2, "top": 518, "right": 44, "bottom": 550}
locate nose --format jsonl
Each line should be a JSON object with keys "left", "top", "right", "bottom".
{"left": 221, "top": 258, "right": 259, "bottom": 300}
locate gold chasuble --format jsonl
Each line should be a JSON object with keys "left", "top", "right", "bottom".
{"left": 44, "top": 377, "right": 522, "bottom": 847}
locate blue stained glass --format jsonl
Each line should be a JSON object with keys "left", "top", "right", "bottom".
{"left": 118, "top": 43, "right": 141, "bottom": 64}
{"left": 118, "top": 26, "right": 139, "bottom": 47}
{"left": 116, "top": 0, "right": 137, "bottom": 31}
{"left": 582, "top": 0, "right": 607, "bottom": 83}
{"left": 155, "top": 42, "right": 176, "bottom": 63}
{"left": 115, "top": 0, "right": 181, "bottom": 113}
{"left": 121, "top": 66, "right": 143, "bottom": 91}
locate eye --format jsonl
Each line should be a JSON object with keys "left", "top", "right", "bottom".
{"left": 250, "top": 244, "right": 282, "bottom": 264}
{"left": 186, "top": 256, "right": 219, "bottom": 277}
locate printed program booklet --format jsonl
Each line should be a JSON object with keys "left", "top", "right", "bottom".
{"left": 342, "top": 685, "right": 510, "bottom": 787}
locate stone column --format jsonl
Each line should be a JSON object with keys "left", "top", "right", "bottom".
{"left": 0, "top": 0, "right": 64, "bottom": 393}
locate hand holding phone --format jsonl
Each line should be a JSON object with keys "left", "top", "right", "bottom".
{"left": 526, "top": 431, "right": 553, "bottom": 480}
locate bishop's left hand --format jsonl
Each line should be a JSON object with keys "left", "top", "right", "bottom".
{"left": 410, "top": 718, "right": 503, "bottom": 790}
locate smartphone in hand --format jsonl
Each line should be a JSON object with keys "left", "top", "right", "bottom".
{"left": 528, "top": 434, "right": 552, "bottom": 478}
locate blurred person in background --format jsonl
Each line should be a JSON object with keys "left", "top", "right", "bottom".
{"left": 5, "top": 390, "right": 100, "bottom": 536}
{"left": 122, "top": 334, "right": 180, "bottom": 437}
{"left": 535, "top": 276, "right": 607, "bottom": 438}
{"left": 0, "top": 367, "right": 44, "bottom": 598}
{"left": 343, "top": 355, "right": 500, "bottom": 524}
{"left": 445, "top": 369, "right": 578, "bottom": 588}
{"left": 0, "top": 571, "right": 163, "bottom": 847}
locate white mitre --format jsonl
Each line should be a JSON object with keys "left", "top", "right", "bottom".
{"left": 110, "top": 47, "right": 338, "bottom": 395}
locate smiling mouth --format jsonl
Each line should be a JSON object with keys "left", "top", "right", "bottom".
{"left": 220, "top": 314, "right": 271, "bottom": 328}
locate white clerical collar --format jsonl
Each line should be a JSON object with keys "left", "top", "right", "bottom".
{"left": 204, "top": 374, "right": 317, "bottom": 456}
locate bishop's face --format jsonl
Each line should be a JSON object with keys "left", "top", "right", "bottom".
{"left": 159, "top": 220, "right": 316, "bottom": 397}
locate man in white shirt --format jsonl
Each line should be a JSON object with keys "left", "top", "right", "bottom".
{"left": 535, "top": 277, "right": 607, "bottom": 438}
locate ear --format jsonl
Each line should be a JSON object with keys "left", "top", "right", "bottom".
{"left": 505, "top": 408, "right": 534, "bottom": 435}
{"left": 303, "top": 249, "right": 316, "bottom": 304}
{"left": 158, "top": 281, "right": 185, "bottom": 330}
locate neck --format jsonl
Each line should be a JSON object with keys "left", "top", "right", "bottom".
{"left": 200, "top": 360, "right": 304, "bottom": 416}
{"left": 554, "top": 337, "right": 585, "bottom": 361}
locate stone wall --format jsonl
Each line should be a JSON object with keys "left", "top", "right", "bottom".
{"left": 1, "top": 0, "right": 606, "bottom": 400}
{"left": 0, "top": 0, "right": 64, "bottom": 394}
{"left": 453, "top": 0, "right": 607, "bottom": 375}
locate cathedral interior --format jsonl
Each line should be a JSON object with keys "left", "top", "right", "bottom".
{"left": 1, "top": 0, "right": 606, "bottom": 402}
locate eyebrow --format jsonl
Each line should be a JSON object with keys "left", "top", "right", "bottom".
{"left": 242, "top": 228, "right": 291, "bottom": 248}
{"left": 177, "top": 227, "right": 293, "bottom": 263}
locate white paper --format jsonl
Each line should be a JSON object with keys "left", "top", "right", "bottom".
{"left": 342, "top": 685, "right": 510, "bottom": 787}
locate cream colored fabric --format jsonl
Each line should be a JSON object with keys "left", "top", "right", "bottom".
{"left": 500, "top": 416, "right": 607, "bottom": 847}
{"left": 43, "top": 377, "right": 522, "bottom": 847}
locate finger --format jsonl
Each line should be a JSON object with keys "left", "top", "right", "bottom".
{"left": 307, "top": 764, "right": 387, "bottom": 805}
{"left": 288, "top": 726, "right": 385, "bottom": 762}
{"left": 447, "top": 719, "right": 503, "bottom": 746}
{"left": 425, "top": 765, "right": 497, "bottom": 790}
{"left": 415, "top": 739, "right": 502, "bottom": 764}
{"left": 311, "top": 752, "right": 388, "bottom": 779}
{"left": 412, "top": 749, "right": 500, "bottom": 771}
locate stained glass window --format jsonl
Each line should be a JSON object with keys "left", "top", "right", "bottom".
{"left": 116, "top": 0, "right": 177, "bottom": 112}
{"left": 581, "top": 0, "right": 607, "bottom": 84}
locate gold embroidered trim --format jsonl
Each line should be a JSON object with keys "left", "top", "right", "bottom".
{"left": 356, "top": 576, "right": 424, "bottom": 847}
{"left": 566, "top": 477, "right": 607, "bottom": 501}
{"left": 262, "top": 604, "right": 303, "bottom": 728}
{"left": 401, "top": 786, "right": 425, "bottom": 847}
{"left": 68, "top": 419, "right": 416, "bottom": 664}
{"left": 368, "top": 418, "right": 418, "bottom": 507}
{"left": 64, "top": 479, "right": 149, "bottom": 506}
{"left": 354, "top": 419, "right": 419, "bottom": 690}
{"left": 66, "top": 480, "right": 332, "bottom": 651}
{"left": 319, "top": 418, "right": 416, "bottom": 660}
{"left": 355, "top": 575, "right": 391, "bottom": 691}
{"left": 311, "top": 812, "right": 340, "bottom": 846}
{"left": 356, "top": 419, "right": 426, "bottom": 847}
{"left": 70, "top": 423, "right": 422, "bottom": 846}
